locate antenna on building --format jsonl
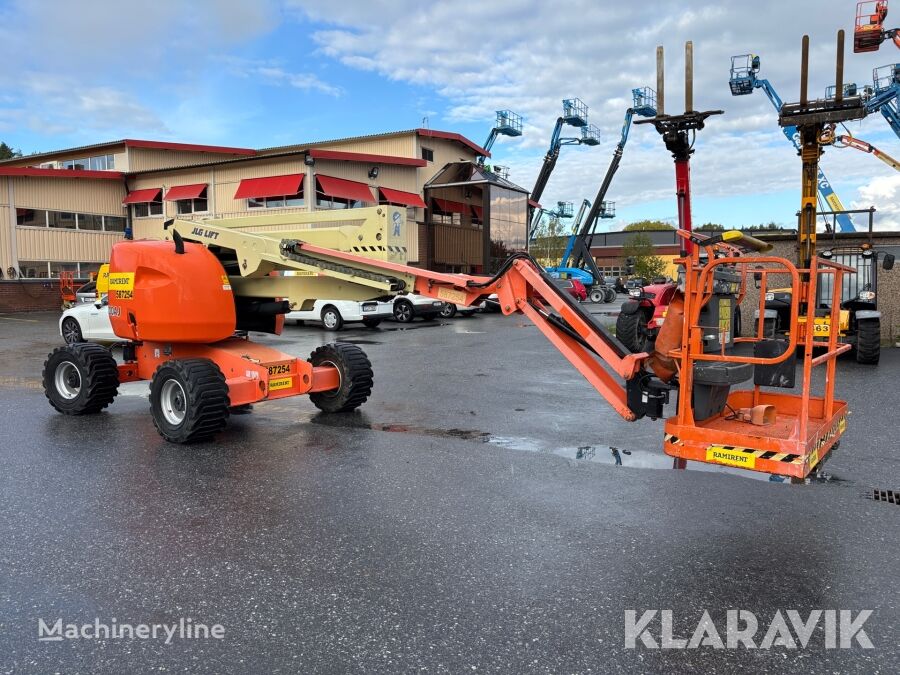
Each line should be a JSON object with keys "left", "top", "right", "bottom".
{"left": 422, "top": 116, "right": 429, "bottom": 129}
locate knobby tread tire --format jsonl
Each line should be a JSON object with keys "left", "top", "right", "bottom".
{"left": 150, "top": 359, "right": 230, "bottom": 443}
{"left": 308, "top": 342, "right": 374, "bottom": 413}
{"left": 43, "top": 343, "right": 119, "bottom": 415}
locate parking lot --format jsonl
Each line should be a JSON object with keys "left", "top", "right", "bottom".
{"left": 0, "top": 308, "right": 898, "bottom": 673}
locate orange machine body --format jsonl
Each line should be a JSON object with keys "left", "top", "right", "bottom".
{"left": 108, "top": 240, "right": 236, "bottom": 343}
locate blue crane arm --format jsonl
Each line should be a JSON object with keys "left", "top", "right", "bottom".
{"left": 482, "top": 128, "right": 500, "bottom": 154}
{"left": 530, "top": 117, "right": 565, "bottom": 206}
{"left": 755, "top": 79, "right": 856, "bottom": 232}
{"left": 754, "top": 79, "right": 784, "bottom": 111}
{"left": 879, "top": 101, "right": 900, "bottom": 139}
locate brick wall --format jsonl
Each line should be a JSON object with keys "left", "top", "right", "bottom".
{"left": 0, "top": 280, "right": 76, "bottom": 312}
{"left": 739, "top": 232, "right": 900, "bottom": 343}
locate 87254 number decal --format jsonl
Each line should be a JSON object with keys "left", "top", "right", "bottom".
{"left": 267, "top": 362, "right": 292, "bottom": 376}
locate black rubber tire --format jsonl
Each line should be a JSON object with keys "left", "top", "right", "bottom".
{"left": 855, "top": 319, "right": 880, "bottom": 364}
{"left": 308, "top": 342, "right": 373, "bottom": 413}
{"left": 149, "top": 359, "right": 230, "bottom": 443}
{"left": 393, "top": 299, "right": 415, "bottom": 323}
{"left": 616, "top": 308, "right": 652, "bottom": 353}
{"left": 589, "top": 289, "right": 604, "bottom": 303}
{"left": 61, "top": 317, "right": 84, "bottom": 344}
{"left": 460, "top": 310, "right": 476, "bottom": 317}
{"left": 320, "top": 305, "right": 344, "bottom": 331}
{"left": 362, "top": 317, "right": 382, "bottom": 328}
{"left": 603, "top": 287, "right": 617, "bottom": 303}
{"left": 439, "top": 302, "right": 457, "bottom": 318}
{"left": 43, "top": 343, "right": 119, "bottom": 415}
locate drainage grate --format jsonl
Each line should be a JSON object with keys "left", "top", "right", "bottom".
{"left": 867, "top": 489, "right": 899, "bottom": 505}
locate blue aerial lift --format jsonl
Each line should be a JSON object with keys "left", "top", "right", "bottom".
{"left": 729, "top": 54, "right": 857, "bottom": 232}
{"left": 559, "top": 87, "right": 659, "bottom": 297}
{"left": 477, "top": 110, "right": 522, "bottom": 166}
{"left": 528, "top": 99, "right": 600, "bottom": 220}
{"left": 866, "top": 63, "right": 900, "bottom": 137}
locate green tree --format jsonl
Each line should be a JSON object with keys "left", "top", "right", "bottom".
{"left": 622, "top": 232, "right": 667, "bottom": 280}
{"left": 697, "top": 222, "right": 724, "bottom": 231}
{"left": 623, "top": 219, "right": 674, "bottom": 231}
{"left": 742, "top": 221, "right": 780, "bottom": 231}
{"left": 530, "top": 213, "right": 570, "bottom": 266}
{"left": 0, "top": 142, "right": 21, "bottom": 160}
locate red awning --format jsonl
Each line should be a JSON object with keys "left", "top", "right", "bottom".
{"left": 433, "top": 198, "right": 468, "bottom": 214}
{"left": 234, "top": 174, "right": 304, "bottom": 199}
{"left": 471, "top": 205, "right": 483, "bottom": 220}
{"left": 379, "top": 187, "right": 427, "bottom": 208}
{"left": 528, "top": 199, "right": 541, "bottom": 210}
{"left": 164, "top": 183, "right": 207, "bottom": 201}
{"left": 316, "top": 174, "right": 375, "bottom": 203}
{"left": 122, "top": 188, "right": 161, "bottom": 205}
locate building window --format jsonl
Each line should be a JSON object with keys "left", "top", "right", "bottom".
{"left": 132, "top": 199, "right": 163, "bottom": 218}
{"left": 88, "top": 155, "right": 115, "bottom": 171}
{"left": 432, "top": 213, "right": 461, "bottom": 225}
{"left": 17, "top": 209, "right": 127, "bottom": 232}
{"left": 61, "top": 154, "right": 115, "bottom": 171}
{"left": 17, "top": 261, "right": 49, "bottom": 278}
{"left": 48, "top": 212, "right": 77, "bottom": 229}
{"left": 421, "top": 147, "right": 434, "bottom": 162}
{"left": 49, "top": 261, "right": 79, "bottom": 278}
{"left": 78, "top": 214, "right": 103, "bottom": 231}
{"left": 176, "top": 188, "right": 209, "bottom": 214}
{"left": 247, "top": 192, "right": 304, "bottom": 209}
{"left": 315, "top": 195, "right": 365, "bottom": 210}
{"left": 104, "top": 216, "right": 126, "bottom": 232}
{"left": 79, "top": 262, "right": 102, "bottom": 277}
{"left": 16, "top": 209, "right": 47, "bottom": 227}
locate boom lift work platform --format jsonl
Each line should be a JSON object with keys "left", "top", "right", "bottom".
{"left": 854, "top": 0, "right": 900, "bottom": 52}
{"left": 40, "top": 48, "right": 852, "bottom": 481}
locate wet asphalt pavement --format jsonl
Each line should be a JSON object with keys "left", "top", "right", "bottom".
{"left": 0, "top": 309, "right": 897, "bottom": 673}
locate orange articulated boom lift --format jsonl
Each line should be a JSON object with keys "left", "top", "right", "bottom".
{"left": 40, "top": 43, "right": 852, "bottom": 480}
{"left": 854, "top": 0, "right": 900, "bottom": 53}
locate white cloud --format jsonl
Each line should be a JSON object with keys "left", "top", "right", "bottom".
{"left": 854, "top": 174, "right": 900, "bottom": 230}
{"left": 290, "top": 0, "right": 900, "bottom": 226}
{"left": 0, "top": 0, "right": 276, "bottom": 141}
{"left": 226, "top": 58, "right": 343, "bottom": 96}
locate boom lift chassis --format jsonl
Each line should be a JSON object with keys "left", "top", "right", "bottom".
{"left": 40, "top": 42, "right": 853, "bottom": 480}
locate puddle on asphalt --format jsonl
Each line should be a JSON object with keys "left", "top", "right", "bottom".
{"left": 310, "top": 415, "right": 800, "bottom": 482}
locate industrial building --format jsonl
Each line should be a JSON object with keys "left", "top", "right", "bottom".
{"left": 0, "top": 128, "right": 530, "bottom": 293}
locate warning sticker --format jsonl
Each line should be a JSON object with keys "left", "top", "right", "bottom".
{"left": 108, "top": 272, "right": 135, "bottom": 292}
{"left": 269, "top": 376, "right": 293, "bottom": 391}
{"left": 718, "top": 299, "right": 732, "bottom": 343}
{"left": 705, "top": 446, "right": 756, "bottom": 469}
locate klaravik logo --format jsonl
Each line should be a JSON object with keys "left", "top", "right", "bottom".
{"left": 624, "top": 610, "right": 874, "bottom": 649}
